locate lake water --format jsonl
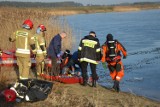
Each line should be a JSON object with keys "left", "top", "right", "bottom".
{"left": 64, "top": 9, "right": 160, "bottom": 101}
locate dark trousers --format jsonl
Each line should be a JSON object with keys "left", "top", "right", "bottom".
{"left": 81, "top": 61, "right": 97, "bottom": 82}
{"left": 51, "top": 58, "right": 60, "bottom": 76}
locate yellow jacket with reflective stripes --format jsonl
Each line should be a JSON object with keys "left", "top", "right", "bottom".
{"left": 10, "top": 28, "right": 35, "bottom": 57}
{"left": 34, "top": 33, "right": 46, "bottom": 56}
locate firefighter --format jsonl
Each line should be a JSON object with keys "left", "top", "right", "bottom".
{"left": 101, "top": 34, "right": 127, "bottom": 92}
{"left": 78, "top": 31, "right": 101, "bottom": 87}
{"left": 9, "top": 19, "right": 36, "bottom": 80}
{"left": 34, "top": 24, "right": 47, "bottom": 76}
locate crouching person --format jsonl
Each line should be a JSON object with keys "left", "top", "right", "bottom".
{"left": 101, "top": 34, "right": 127, "bottom": 92}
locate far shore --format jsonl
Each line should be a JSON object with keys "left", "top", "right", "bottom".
{"left": 47, "top": 4, "right": 160, "bottom": 16}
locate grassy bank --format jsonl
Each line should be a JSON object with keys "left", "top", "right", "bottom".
{"left": 1, "top": 6, "right": 160, "bottom": 107}
{"left": 1, "top": 67, "right": 160, "bottom": 106}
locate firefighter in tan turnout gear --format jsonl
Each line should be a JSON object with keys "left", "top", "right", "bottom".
{"left": 9, "top": 19, "right": 36, "bottom": 80}
{"left": 34, "top": 24, "right": 47, "bottom": 76}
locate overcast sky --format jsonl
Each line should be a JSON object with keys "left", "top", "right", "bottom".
{"left": 0, "top": 0, "right": 160, "bottom": 5}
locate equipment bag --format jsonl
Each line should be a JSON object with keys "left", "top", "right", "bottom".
{"left": 11, "top": 79, "right": 53, "bottom": 102}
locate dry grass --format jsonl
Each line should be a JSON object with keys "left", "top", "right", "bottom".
{"left": 0, "top": 6, "right": 73, "bottom": 90}
{"left": 1, "top": 6, "right": 160, "bottom": 107}
{"left": 0, "top": 7, "right": 73, "bottom": 50}
{"left": 14, "top": 83, "right": 160, "bottom": 107}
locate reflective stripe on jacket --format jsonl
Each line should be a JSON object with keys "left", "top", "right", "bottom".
{"left": 34, "top": 33, "right": 46, "bottom": 55}
{"left": 11, "top": 29, "right": 35, "bottom": 57}
{"left": 78, "top": 35, "right": 101, "bottom": 64}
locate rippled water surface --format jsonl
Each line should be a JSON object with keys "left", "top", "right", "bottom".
{"left": 64, "top": 9, "right": 160, "bottom": 101}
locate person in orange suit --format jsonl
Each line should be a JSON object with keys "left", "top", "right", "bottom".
{"left": 101, "top": 34, "right": 127, "bottom": 92}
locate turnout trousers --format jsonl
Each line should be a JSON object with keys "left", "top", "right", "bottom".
{"left": 36, "top": 55, "right": 45, "bottom": 75}
{"left": 17, "top": 56, "right": 31, "bottom": 79}
{"left": 81, "top": 61, "right": 98, "bottom": 83}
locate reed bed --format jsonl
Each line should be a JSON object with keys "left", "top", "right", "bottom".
{"left": 0, "top": 7, "right": 73, "bottom": 90}
{"left": 0, "top": 7, "right": 73, "bottom": 50}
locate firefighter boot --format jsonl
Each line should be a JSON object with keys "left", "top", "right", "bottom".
{"left": 82, "top": 79, "right": 87, "bottom": 86}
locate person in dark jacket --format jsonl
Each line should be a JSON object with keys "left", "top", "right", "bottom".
{"left": 47, "top": 32, "right": 67, "bottom": 76}
{"left": 78, "top": 31, "right": 101, "bottom": 87}
{"left": 62, "top": 50, "right": 81, "bottom": 75}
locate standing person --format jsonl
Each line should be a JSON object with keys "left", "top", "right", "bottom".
{"left": 101, "top": 34, "right": 127, "bottom": 92}
{"left": 34, "top": 24, "right": 47, "bottom": 76}
{"left": 78, "top": 31, "right": 101, "bottom": 87}
{"left": 9, "top": 19, "right": 36, "bottom": 80}
{"left": 47, "top": 32, "right": 67, "bottom": 76}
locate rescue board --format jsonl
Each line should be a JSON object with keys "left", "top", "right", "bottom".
{"left": 0, "top": 50, "right": 51, "bottom": 67}
{"left": 40, "top": 73, "right": 84, "bottom": 84}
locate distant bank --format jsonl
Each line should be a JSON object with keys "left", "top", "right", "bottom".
{"left": 48, "top": 4, "right": 160, "bottom": 16}
{"left": 0, "top": 1, "right": 160, "bottom": 16}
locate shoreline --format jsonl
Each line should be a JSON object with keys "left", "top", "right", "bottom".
{"left": 0, "top": 5, "right": 160, "bottom": 106}
{"left": 47, "top": 4, "right": 160, "bottom": 16}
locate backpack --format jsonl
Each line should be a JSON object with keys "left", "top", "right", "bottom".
{"left": 107, "top": 40, "right": 117, "bottom": 59}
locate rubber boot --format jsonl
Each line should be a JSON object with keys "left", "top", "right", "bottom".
{"left": 116, "top": 80, "right": 120, "bottom": 92}
{"left": 92, "top": 80, "right": 96, "bottom": 87}
{"left": 113, "top": 80, "right": 120, "bottom": 92}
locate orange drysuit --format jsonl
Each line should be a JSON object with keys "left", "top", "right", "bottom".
{"left": 101, "top": 40, "right": 127, "bottom": 81}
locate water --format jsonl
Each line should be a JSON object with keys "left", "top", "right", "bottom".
{"left": 64, "top": 9, "right": 160, "bottom": 101}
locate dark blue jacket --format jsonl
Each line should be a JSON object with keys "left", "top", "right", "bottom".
{"left": 47, "top": 34, "right": 61, "bottom": 58}
{"left": 72, "top": 51, "right": 78, "bottom": 61}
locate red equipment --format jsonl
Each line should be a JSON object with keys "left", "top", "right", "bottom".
{"left": 2, "top": 89, "right": 16, "bottom": 102}
{"left": 23, "top": 19, "right": 33, "bottom": 29}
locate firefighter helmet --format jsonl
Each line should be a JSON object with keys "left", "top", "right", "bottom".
{"left": 22, "top": 19, "right": 33, "bottom": 29}
{"left": 2, "top": 89, "right": 16, "bottom": 102}
{"left": 38, "top": 24, "right": 46, "bottom": 32}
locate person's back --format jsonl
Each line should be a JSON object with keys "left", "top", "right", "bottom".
{"left": 78, "top": 31, "right": 101, "bottom": 87}
{"left": 9, "top": 19, "right": 36, "bottom": 80}
{"left": 12, "top": 28, "right": 35, "bottom": 57}
{"left": 101, "top": 34, "right": 127, "bottom": 92}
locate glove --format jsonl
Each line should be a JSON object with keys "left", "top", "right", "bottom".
{"left": 102, "top": 62, "right": 107, "bottom": 70}
{"left": 123, "top": 56, "right": 127, "bottom": 59}
{"left": 9, "top": 37, "right": 12, "bottom": 42}
{"left": 57, "top": 53, "right": 61, "bottom": 58}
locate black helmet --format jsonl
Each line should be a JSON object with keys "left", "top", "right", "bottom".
{"left": 106, "top": 34, "right": 113, "bottom": 41}
{"left": 89, "top": 31, "right": 96, "bottom": 37}
{"left": 65, "top": 49, "right": 70, "bottom": 54}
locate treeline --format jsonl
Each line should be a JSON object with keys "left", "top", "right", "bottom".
{"left": 117, "top": 1, "right": 160, "bottom": 6}
{"left": 0, "top": 1, "right": 83, "bottom": 7}
{"left": 0, "top": 1, "right": 160, "bottom": 8}
{"left": 133, "top": 2, "right": 160, "bottom": 5}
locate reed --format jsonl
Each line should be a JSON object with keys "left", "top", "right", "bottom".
{"left": 0, "top": 7, "right": 73, "bottom": 50}
{"left": 0, "top": 7, "right": 73, "bottom": 89}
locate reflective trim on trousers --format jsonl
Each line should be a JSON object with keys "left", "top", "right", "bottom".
{"left": 16, "top": 49, "right": 30, "bottom": 54}
{"left": 80, "top": 58, "right": 98, "bottom": 64}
